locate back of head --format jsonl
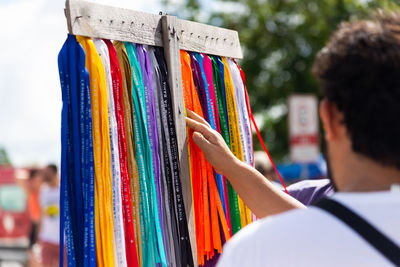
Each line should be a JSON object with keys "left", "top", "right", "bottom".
{"left": 29, "top": 168, "right": 39, "bottom": 180}
{"left": 254, "top": 151, "right": 272, "bottom": 175}
{"left": 28, "top": 168, "right": 43, "bottom": 192}
{"left": 313, "top": 11, "right": 400, "bottom": 170}
{"left": 44, "top": 163, "right": 58, "bottom": 185}
{"left": 46, "top": 164, "right": 58, "bottom": 175}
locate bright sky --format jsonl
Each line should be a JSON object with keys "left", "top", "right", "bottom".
{"left": 0, "top": 0, "right": 163, "bottom": 167}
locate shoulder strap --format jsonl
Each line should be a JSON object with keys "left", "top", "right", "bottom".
{"left": 314, "top": 198, "right": 400, "bottom": 266}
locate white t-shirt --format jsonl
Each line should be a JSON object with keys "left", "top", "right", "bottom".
{"left": 39, "top": 184, "right": 60, "bottom": 244}
{"left": 217, "top": 190, "right": 400, "bottom": 267}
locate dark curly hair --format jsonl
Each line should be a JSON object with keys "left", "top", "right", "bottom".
{"left": 313, "top": 11, "right": 400, "bottom": 169}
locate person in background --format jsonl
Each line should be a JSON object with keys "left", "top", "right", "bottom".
{"left": 254, "top": 150, "right": 334, "bottom": 205}
{"left": 187, "top": 11, "right": 400, "bottom": 266}
{"left": 254, "top": 151, "right": 279, "bottom": 185}
{"left": 27, "top": 169, "right": 43, "bottom": 252}
{"left": 285, "top": 176, "right": 334, "bottom": 206}
{"left": 34, "top": 164, "right": 61, "bottom": 267}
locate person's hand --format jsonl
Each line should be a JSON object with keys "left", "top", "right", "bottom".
{"left": 185, "top": 109, "right": 240, "bottom": 176}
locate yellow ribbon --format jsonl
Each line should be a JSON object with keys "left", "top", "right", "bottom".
{"left": 77, "top": 36, "right": 115, "bottom": 267}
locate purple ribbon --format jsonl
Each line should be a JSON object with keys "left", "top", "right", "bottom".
{"left": 190, "top": 53, "right": 210, "bottom": 122}
{"left": 135, "top": 44, "right": 166, "bottom": 257}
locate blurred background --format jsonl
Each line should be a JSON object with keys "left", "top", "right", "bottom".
{"left": 162, "top": 0, "right": 398, "bottom": 182}
{"left": 0, "top": 0, "right": 399, "bottom": 266}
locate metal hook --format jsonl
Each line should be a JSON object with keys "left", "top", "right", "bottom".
{"left": 74, "top": 16, "right": 82, "bottom": 23}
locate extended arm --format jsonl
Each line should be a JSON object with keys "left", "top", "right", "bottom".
{"left": 185, "top": 109, "right": 305, "bottom": 218}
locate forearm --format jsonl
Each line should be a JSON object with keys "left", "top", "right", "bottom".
{"left": 185, "top": 111, "right": 306, "bottom": 218}
{"left": 224, "top": 158, "right": 306, "bottom": 218}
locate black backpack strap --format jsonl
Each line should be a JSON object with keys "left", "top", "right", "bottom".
{"left": 314, "top": 198, "right": 400, "bottom": 267}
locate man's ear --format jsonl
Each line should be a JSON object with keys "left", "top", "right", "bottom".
{"left": 320, "top": 99, "right": 334, "bottom": 141}
{"left": 320, "top": 98, "right": 346, "bottom": 141}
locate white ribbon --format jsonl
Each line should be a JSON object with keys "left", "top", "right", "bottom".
{"left": 227, "top": 58, "right": 253, "bottom": 166}
{"left": 93, "top": 38, "right": 127, "bottom": 267}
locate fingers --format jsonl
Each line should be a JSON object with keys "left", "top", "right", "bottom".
{"left": 192, "top": 132, "right": 212, "bottom": 152}
{"left": 186, "top": 117, "right": 221, "bottom": 145}
{"left": 186, "top": 109, "right": 211, "bottom": 128}
{"left": 186, "top": 117, "right": 213, "bottom": 138}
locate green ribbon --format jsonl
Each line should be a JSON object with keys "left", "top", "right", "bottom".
{"left": 125, "top": 42, "right": 166, "bottom": 266}
{"left": 211, "top": 56, "right": 242, "bottom": 234}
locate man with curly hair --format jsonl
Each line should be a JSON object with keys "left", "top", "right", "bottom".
{"left": 186, "top": 11, "right": 400, "bottom": 266}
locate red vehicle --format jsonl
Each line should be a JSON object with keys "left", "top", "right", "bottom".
{"left": 0, "top": 167, "right": 31, "bottom": 265}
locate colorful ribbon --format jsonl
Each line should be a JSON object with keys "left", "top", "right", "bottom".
{"left": 77, "top": 35, "right": 115, "bottom": 267}
{"left": 59, "top": 34, "right": 254, "bottom": 267}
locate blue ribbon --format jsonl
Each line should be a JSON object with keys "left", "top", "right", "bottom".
{"left": 58, "top": 34, "right": 96, "bottom": 267}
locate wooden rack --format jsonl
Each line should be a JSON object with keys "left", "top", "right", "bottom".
{"left": 65, "top": 0, "right": 243, "bottom": 265}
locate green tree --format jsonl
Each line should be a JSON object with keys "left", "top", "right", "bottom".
{"left": 0, "top": 147, "right": 11, "bottom": 166}
{"left": 163, "top": 0, "right": 399, "bottom": 160}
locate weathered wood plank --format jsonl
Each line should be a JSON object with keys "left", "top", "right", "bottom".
{"left": 162, "top": 15, "right": 198, "bottom": 267}
{"left": 66, "top": 0, "right": 163, "bottom": 46}
{"left": 178, "top": 18, "right": 243, "bottom": 59}
{"left": 65, "top": 0, "right": 243, "bottom": 58}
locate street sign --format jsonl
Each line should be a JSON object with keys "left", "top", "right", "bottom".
{"left": 288, "top": 94, "right": 319, "bottom": 163}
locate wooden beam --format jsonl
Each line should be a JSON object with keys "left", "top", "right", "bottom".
{"left": 162, "top": 15, "right": 198, "bottom": 267}
{"left": 177, "top": 18, "right": 243, "bottom": 59}
{"left": 66, "top": 0, "right": 163, "bottom": 46}
{"left": 65, "top": 0, "right": 243, "bottom": 58}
